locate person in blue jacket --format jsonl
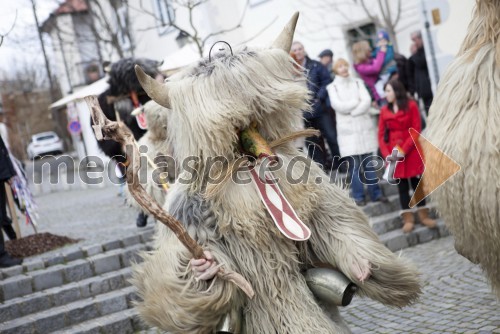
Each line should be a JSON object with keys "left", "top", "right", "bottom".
{"left": 291, "top": 41, "right": 341, "bottom": 169}
{"left": 373, "top": 30, "right": 398, "bottom": 103}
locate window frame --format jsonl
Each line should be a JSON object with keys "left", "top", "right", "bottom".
{"left": 152, "top": 0, "right": 176, "bottom": 36}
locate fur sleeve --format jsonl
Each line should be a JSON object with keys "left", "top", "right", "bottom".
{"left": 132, "top": 232, "right": 241, "bottom": 333}
{"left": 131, "top": 189, "right": 243, "bottom": 333}
{"left": 306, "top": 178, "right": 421, "bottom": 308}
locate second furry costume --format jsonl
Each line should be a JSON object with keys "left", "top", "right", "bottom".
{"left": 94, "top": 57, "right": 162, "bottom": 226}
{"left": 422, "top": 0, "right": 500, "bottom": 297}
{"left": 132, "top": 13, "right": 421, "bottom": 333}
{"left": 125, "top": 101, "right": 175, "bottom": 211}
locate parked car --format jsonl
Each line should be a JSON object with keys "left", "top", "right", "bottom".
{"left": 27, "top": 131, "right": 64, "bottom": 159}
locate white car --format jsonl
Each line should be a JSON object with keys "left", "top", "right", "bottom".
{"left": 27, "top": 131, "right": 64, "bottom": 159}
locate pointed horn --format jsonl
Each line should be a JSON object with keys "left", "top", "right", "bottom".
{"left": 135, "top": 65, "right": 171, "bottom": 109}
{"left": 271, "top": 12, "right": 299, "bottom": 52}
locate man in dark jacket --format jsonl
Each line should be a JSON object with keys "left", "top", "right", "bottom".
{"left": 408, "top": 31, "right": 433, "bottom": 114}
{"left": 291, "top": 42, "right": 340, "bottom": 168}
{"left": 318, "top": 49, "right": 335, "bottom": 81}
{"left": 393, "top": 53, "right": 410, "bottom": 92}
{"left": 0, "top": 134, "right": 22, "bottom": 267}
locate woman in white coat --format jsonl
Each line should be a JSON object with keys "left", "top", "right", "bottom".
{"left": 327, "top": 58, "right": 387, "bottom": 206}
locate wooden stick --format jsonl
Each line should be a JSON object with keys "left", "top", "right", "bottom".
{"left": 4, "top": 183, "right": 21, "bottom": 238}
{"left": 84, "top": 95, "right": 254, "bottom": 299}
{"left": 132, "top": 140, "right": 169, "bottom": 191}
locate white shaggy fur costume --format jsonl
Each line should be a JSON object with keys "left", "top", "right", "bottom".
{"left": 131, "top": 13, "right": 421, "bottom": 333}
{"left": 125, "top": 101, "right": 174, "bottom": 210}
{"left": 422, "top": 0, "right": 500, "bottom": 297}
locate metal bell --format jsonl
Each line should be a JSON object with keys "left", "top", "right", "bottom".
{"left": 216, "top": 308, "right": 242, "bottom": 334}
{"left": 304, "top": 268, "right": 357, "bottom": 307}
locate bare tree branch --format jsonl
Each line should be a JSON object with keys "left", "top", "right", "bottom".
{"left": 186, "top": 0, "right": 202, "bottom": 55}
{"left": 0, "top": 10, "right": 18, "bottom": 48}
{"left": 235, "top": 16, "right": 277, "bottom": 46}
{"left": 356, "top": 0, "right": 401, "bottom": 52}
{"left": 377, "top": 0, "right": 389, "bottom": 26}
{"left": 201, "top": 0, "right": 249, "bottom": 51}
{"left": 394, "top": 0, "right": 402, "bottom": 28}
{"left": 133, "top": 0, "right": 254, "bottom": 57}
{"left": 359, "top": 0, "right": 380, "bottom": 25}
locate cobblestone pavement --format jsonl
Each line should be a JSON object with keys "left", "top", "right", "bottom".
{"left": 136, "top": 239, "right": 500, "bottom": 334}
{"left": 342, "top": 237, "right": 500, "bottom": 333}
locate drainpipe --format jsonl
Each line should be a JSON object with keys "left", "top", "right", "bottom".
{"left": 421, "top": 0, "right": 440, "bottom": 85}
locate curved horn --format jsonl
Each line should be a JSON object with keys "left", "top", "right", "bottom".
{"left": 135, "top": 65, "right": 171, "bottom": 109}
{"left": 271, "top": 12, "right": 299, "bottom": 52}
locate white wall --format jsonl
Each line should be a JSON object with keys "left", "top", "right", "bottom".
{"left": 419, "top": 0, "right": 475, "bottom": 92}
{"left": 48, "top": 0, "right": 475, "bottom": 97}
{"left": 236, "top": 0, "right": 474, "bottom": 95}
{"left": 50, "top": 14, "right": 85, "bottom": 95}
{"left": 232, "top": 0, "right": 422, "bottom": 61}
{"left": 128, "top": 0, "right": 187, "bottom": 61}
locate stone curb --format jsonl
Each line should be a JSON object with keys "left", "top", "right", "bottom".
{"left": 0, "top": 267, "right": 134, "bottom": 323}
{"left": 51, "top": 308, "right": 144, "bottom": 334}
{"left": 380, "top": 220, "right": 449, "bottom": 252}
{"left": 0, "top": 242, "right": 149, "bottom": 302}
{"left": 0, "top": 227, "right": 154, "bottom": 280}
{"left": 0, "top": 286, "right": 136, "bottom": 334}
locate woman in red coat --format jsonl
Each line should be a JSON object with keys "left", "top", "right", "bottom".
{"left": 378, "top": 79, "right": 436, "bottom": 233}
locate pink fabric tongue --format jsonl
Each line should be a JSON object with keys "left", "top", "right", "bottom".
{"left": 136, "top": 112, "right": 148, "bottom": 130}
{"left": 250, "top": 166, "right": 311, "bottom": 241}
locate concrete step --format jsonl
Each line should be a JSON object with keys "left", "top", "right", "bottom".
{"left": 0, "top": 267, "right": 133, "bottom": 323}
{"left": 0, "top": 285, "right": 136, "bottom": 334}
{"left": 361, "top": 195, "right": 401, "bottom": 217}
{"left": 369, "top": 205, "right": 440, "bottom": 235}
{"left": 0, "top": 227, "right": 154, "bottom": 281}
{"left": 379, "top": 179, "right": 399, "bottom": 197}
{"left": 0, "top": 243, "right": 147, "bottom": 302}
{"left": 51, "top": 307, "right": 144, "bottom": 334}
{"left": 379, "top": 220, "right": 450, "bottom": 252}
{"left": 369, "top": 211, "right": 401, "bottom": 235}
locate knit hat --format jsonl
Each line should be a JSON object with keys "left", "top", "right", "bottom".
{"left": 318, "top": 49, "right": 333, "bottom": 58}
{"left": 377, "top": 30, "right": 390, "bottom": 41}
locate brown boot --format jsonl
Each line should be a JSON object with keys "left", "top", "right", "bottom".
{"left": 401, "top": 211, "right": 415, "bottom": 233}
{"left": 417, "top": 207, "right": 437, "bottom": 228}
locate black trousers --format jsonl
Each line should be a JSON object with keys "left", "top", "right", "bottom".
{"left": 0, "top": 182, "right": 6, "bottom": 254}
{"left": 304, "top": 113, "right": 341, "bottom": 168}
{"left": 422, "top": 96, "right": 433, "bottom": 115}
{"left": 397, "top": 177, "right": 426, "bottom": 210}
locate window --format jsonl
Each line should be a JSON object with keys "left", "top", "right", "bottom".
{"left": 153, "top": 0, "right": 175, "bottom": 36}
{"left": 116, "top": 5, "right": 132, "bottom": 51}
{"left": 84, "top": 63, "right": 101, "bottom": 84}
{"left": 346, "top": 23, "right": 377, "bottom": 48}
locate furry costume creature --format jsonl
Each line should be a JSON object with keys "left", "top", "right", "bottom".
{"left": 94, "top": 58, "right": 162, "bottom": 226}
{"left": 422, "top": 0, "right": 500, "bottom": 297}
{"left": 125, "top": 101, "right": 174, "bottom": 211}
{"left": 94, "top": 58, "right": 161, "bottom": 162}
{"left": 131, "top": 13, "right": 421, "bottom": 333}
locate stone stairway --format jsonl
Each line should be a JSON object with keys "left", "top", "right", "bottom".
{"left": 0, "top": 229, "right": 154, "bottom": 334}
{"left": 0, "top": 180, "right": 449, "bottom": 334}
{"left": 362, "top": 179, "right": 449, "bottom": 252}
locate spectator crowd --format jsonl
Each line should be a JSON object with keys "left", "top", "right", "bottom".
{"left": 291, "top": 29, "right": 436, "bottom": 233}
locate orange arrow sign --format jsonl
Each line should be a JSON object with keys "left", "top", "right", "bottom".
{"left": 409, "top": 128, "right": 461, "bottom": 208}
